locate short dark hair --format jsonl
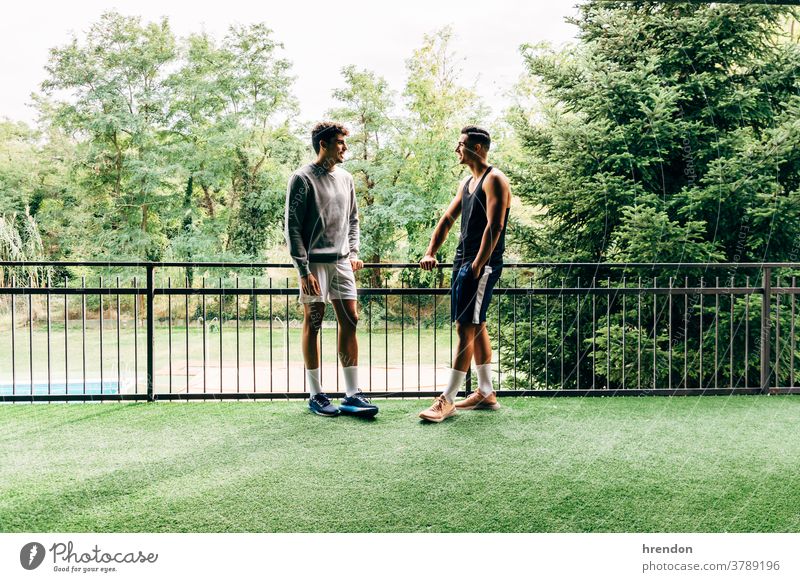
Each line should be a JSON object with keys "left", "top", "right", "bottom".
{"left": 312, "top": 121, "right": 349, "bottom": 154}
{"left": 461, "top": 125, "right": 491, "bottom": 150}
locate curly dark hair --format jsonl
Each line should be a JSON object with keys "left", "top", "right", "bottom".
{"left": 311, "top": 121, "right": 349, "bottom": 154}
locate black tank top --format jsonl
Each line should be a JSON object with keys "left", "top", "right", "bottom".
{"left": 453, "top": 166, "right": 509, "bottom": 269}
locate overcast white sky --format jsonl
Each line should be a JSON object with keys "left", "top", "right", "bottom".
{"left": 0, "top": 0, "right": 583, "bottom": 125}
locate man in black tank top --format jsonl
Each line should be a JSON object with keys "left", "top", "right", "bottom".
{"left": 418, "top": 126, "right": 512, "bottom": 422}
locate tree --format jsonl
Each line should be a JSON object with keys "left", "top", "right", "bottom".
{"left": 327, "top": 66, "right": 398, "bottom": 284}
{"left": 40, "top": 11, "right": 178, "bottom": 261}
{"left": 506, "top": 1, "right": 800, "bottom": 389}
{"left": 513, "top": 1, "right": 800, "bottom": 264}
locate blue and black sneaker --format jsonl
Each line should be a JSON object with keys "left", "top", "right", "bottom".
{"left": 309, "top": 393, "right": 340, "bottom": 417}
{"left": 339, "top": 391, "right": 379, "bottom": 418}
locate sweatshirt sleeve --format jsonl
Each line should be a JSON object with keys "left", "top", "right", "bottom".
{"left": 348, "top": 175, "right": 360, "bottom": 260}
{"left": 285, "top": 173, "right": 311, "bottom": 277}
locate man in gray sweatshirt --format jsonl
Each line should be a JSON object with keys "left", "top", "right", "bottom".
{"left": 285, "top": 121, "right": 378, "bottom": 417}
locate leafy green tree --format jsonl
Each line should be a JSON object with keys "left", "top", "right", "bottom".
{"left": 40, "top": 11, "right": 178, "bottom": 261}
{"left": 328, "top": 66, "right": 398, "bottom": 284}
{"left": 398, "top": 27, "right": 488, "bottom": 271}
{"left": 506, "top": 1, "right": 800, "bottom": 389}
{"left": 513, "top": 1, "right": 800, "bottom": 264}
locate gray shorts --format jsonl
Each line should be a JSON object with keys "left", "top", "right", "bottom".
{"left": 299, "top": 258, "right": 358, "bottom": 304}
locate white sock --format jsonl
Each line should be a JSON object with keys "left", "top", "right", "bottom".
{"left": 306, "top": 368, "right": 322, "bottom": 397}
{"left": 476, "top": 363, "right": 494, "bottom": 396}
{"left": 343, "top": 366, "right": 359, "bottom": 397}
{"left": 443, "top": 369, "right": 467, "bottom": 403}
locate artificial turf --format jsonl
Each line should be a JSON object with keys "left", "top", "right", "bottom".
{"left": 1, "top": 396, "right": 799, "bottom": 532}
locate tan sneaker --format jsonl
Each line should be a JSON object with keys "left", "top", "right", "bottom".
{"left": 455, "top": 390, "right": 500, "bottom": 410}
{"left": 418, "top": 395, "right": 456, "bottom": 422}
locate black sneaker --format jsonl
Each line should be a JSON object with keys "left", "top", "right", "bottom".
{"left": 339, "top": 391, "right": 379, "bottom": 418}
{"left": 309, "top": 393, "right": 340, "bottom": 417}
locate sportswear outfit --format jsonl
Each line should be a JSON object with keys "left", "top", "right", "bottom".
{"left": 285, "top": 163, "right": 359, "bottom": 303}
{"left": 285, "top": 161, "right": 377, "bottom": 417}
{"left": 450, "top": 166, "right": 509, "bottom": 324}
{"left": 420, "top": 165, "right": 510, "bottom": 419}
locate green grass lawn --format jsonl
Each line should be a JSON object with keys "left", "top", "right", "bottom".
{"left": 0, "top": 324, "right": 460, "bottom": 388}
{"left": 1, "top": 396, "right": 799, "bottom": 532}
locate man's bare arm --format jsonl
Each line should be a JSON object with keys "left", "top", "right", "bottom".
{"left": 470, "top": 172, "right": 510, "bottom": 276}
{"left": 419, "top": 180, "right": 466, "bottom": 270}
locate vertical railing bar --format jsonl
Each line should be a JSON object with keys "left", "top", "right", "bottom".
{"left": 514, "top": 271, "right": 518, "bottom": 390}
{"left": 668, "top": 277, "right": 673, "bottom": 390}
{"left": 774, "top": 274, "right": 781, "bottom": 389}
{"left": 560, "top": 278, "right": 565, "bottom": 390}
{"left": 219, "top": 277, "right": 223, "bottom": 393}
{"left": 146, "top": 265, "right": 154, "bottom": 402}
{"left": 653, "top": 276, "right": 657, "bottom": 390}
{"left": 285, "top": 277, "right": 290, "bottom": 393}
{"left": 202, "top": 276, "right": 207, "bottom": 394}
{"left": 498, "top": 276, "right": 502, "bottom": 391}
{"left": 760, "top": 268, "right": 771, "bottom": 393}
{"left": 791, "top": 276, "right": 796, "bottom": 388}
{"left": 699, "top": 277, "right": 704, "bottom": 390}
{"left": 606, "top": 276, "right": 610, "bottom": 389}
{"left": 715, "top": 276, "right": 720, "bottom": 388}
{"left": 318, "top": 286, "right": 323, "bottom": 388}
{"left": 432, "top": 292, "right": 436, "bottom": 392}
{"left": 592, "top": 277, "right": 597, "bottom": 390}
{"left": 168, "top": 276, "right": 172, "bottom": 394}
{"left": 729, "top": 276, "right": 734, "bottom": 388}
{"left": 116, "top": 276, "right": 121, "bottom": 395}
{"left": 417, "top": 292, "right": 421, "bottom": 391}
{"left": 530, "top": 275, "right": 535, "bottom": 388}
{"left": 333, "top": 292, "right": 337, "bottom": 393}
{"left": 236, "top": 276, "right": 240, "bottom": 394}
{"left": 576, "top": 276, "right": 580, "bottom": 390}
{"left": 101, "top": 276, "right": 105, "bottom": 395}
{"left": 745, "top": 275, "right": 750, "bottom": 388}
{"left": 545, "top": 277, "right": 549, "bottom": 388}
{"left": 638, "top": 276, "right": 642, "bottom": 390}
{"left": 131, "top": 275, "right": 137, "bottom": 394}
{"left": 369, "top": 294, "right": 373, "bottom": 392}
{"left": 401, "top": 276, "right": 405, "bottom": 392}
{"left": 268, "top": 276, "right": 272, "bottom": 393}
{"left": 64, "top": 276, "right": 68, "bottom": 392}
{"left": 81, "top": 275, "right": 86, "bottom": 393}
{"left": 46, "top": 273, "right": 51, "bottom": 395}
{"left": 385, "top": 283, "right": 389, "bottom": 393}
{"left": 185, "top": 275, "right": 190, "bottom": 393}
{"left": 253, "top": 277, "right": 258, "bottom": 393}
{"left": 621, "top": 276, "right": 625, "bottom": 390}
{"left": 11, "top": 275, "right": 16, "bottom": 395}
{"left": 28, "top": 274, "right": 33, "bottom": 396}
{"left": 683, "top": 277, "right": 688, "bottom": 388}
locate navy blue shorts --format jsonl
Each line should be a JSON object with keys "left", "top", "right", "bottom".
{"left": 450, "top": 263, "right": 503, "bottom": 324}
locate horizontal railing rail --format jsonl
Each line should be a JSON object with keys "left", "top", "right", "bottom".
{"left": 1, "top": 262, "right": 799, "bottom": 402}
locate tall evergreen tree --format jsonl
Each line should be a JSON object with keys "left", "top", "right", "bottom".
{"left": 512, "top": 1, "right": 800, "bottom": 264}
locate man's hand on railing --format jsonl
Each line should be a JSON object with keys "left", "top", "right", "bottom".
{"left": 350, "top": 259, "right": 364, "bottom": 272}
{"left": 301, "top": 273, "right": 321, "bottom": 296}
{"left": 419, "top": 254, "right": 438, "bottom": 271}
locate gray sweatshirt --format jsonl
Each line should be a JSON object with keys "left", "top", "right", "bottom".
{"left": 284, "top": 163, "right": 359, "bottom": 277}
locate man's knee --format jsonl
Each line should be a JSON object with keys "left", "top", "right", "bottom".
{"left": 340, "top": 308, "right": 359, "bottom": 329}
{"left": 455, "top": 321, "right": 478, "bottom": 339}
{"left": 334, "top": 301, "right": 359, "bottom": 329}
{"left": 304, "top": 307, "right": 325, "bottom": 333}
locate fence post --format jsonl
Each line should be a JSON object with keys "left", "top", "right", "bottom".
{"left": 146, "top": 264, "right": 155, "bottom": 402}
{"left": 760, "top": 267, "right": 772, "bottom": 394}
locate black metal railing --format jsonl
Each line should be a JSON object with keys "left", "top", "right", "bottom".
{"left": 1, "top": 261, "right": 798, "bottom": 402}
